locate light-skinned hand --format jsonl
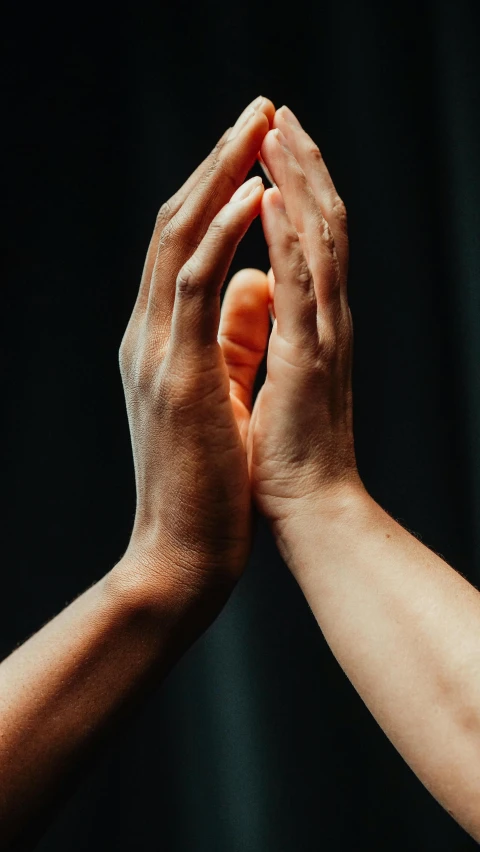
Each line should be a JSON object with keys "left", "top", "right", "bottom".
{"left": 219, "top": 105, "right": 364, "bottom": 539}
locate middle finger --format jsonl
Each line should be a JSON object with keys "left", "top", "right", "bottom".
{"left": 273, "top": 105, "right": 349, "bottom": 282}
{"left": 146, "top": 97, "right": 275, "bottom": 321}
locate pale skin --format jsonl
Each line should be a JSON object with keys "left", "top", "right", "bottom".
{"left": 0, "top": 93, "right": 479, "bottom": 847}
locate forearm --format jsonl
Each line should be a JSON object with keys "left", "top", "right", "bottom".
{"left": 276, "top": 486, "right": 480, "bottom": 841}
{"left": 0, "top": 553, "right": 204, "bottom": 849}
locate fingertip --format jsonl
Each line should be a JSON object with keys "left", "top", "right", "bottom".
{"left": 260, "top": 98, "right": 276, "bottom": 128}
{"left": 256, "top": 111, "right": 271, "bottom": 144}
{"left": 221, "top": 178, "right": 264, "bottom": 233}
{"left": 259, "top": 127, "right": 280, "bottom": 161}
{"left": 230, "top": 179, "right": 265, "bottom": 225}
{"left": 250, "top": 179, "right": 266, "bottom": 204}
{"left": 228, "top": 176, "right": 264, "bottom": 206}
{"left": 224, "top": 267, "right": 270, "bottom": 309}
{"left": 261, "top": 187, "right": 286, "bottom": 221}
{"left": 272, "top": 104, "right": 292, "bottom": 129}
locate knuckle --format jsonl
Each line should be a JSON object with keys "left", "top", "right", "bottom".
{"left": 206, "top": 154, "right": 237, "bottom": 193}
{"left": 156, "top": 217, "right": 177, "bottom": 252}
{"left": 118, "top": 342, "right": 129, "bottom": 379}
{"left": 122, "top": 325, "right": 169, "bottom": 393}
{"left": 155, "top": 198, "right": 174, "bottom": 231}
{"left": 212, "top": 134, "right": 227, "bottom": 156}
{"left": 307, "top": 143, "right": 323, "bottom": 164}
{"left": 133, "top": 340, "right": 169, "bottom": 395}
{"left": 160, "top": 215, "right": 180, "bottom": 244}
{"left": 296, "top": 255, "right": 315, "bottom": 295}
{"left": 118, "top": 327, "right": 134, "bottom": 377}
{"left": 158, "top": 214, "right": 201, "bottom": 256}
{"left": 280, "top": 227, "right": 300, "bottom": 253}
{"left": 208, "top": 216, "right": 227, "bottom": 240}
{"left": 203, "top": 152, "right": 220, "bottom": 183}
{"left": 320, "top": 217, "right": 335, "bottom": 250}
{"left": 176, "top": 262, "right": 204, "bottom": 299}
{"left": 332, "top": 196, "right": 348, "bottom": 232}
{"left": 297, "top": 165, "right": 311, "bottom": 194}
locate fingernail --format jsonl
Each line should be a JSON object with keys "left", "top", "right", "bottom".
{"left": 250, "top": 95, "right": 266, "bottom": 110}
{"left": 273, "top": 128, "right": 291, "bottom": 152}
{"left": 229, "top": 175, "right": 263, "bottom": 204}
{"left": 227, "top": 96, "right": 265, "bottom": 141}
{"left": 280, "top": 104, "right": 302, "bottom": 128}
{"left": 227, "top": 108, "right": 256, "bottom": 141}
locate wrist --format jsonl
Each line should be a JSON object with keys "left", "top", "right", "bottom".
{"left": 103, "top": 541, "right": 236, "bottom": 657}
{"left": 271, "top": 478, "right": 374, "bottom": 577}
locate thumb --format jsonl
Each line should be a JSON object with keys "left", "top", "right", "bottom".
{"left": 219, "top": 268, "right": 270, "bottom": 411}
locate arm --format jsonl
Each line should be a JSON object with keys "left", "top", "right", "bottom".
{"left": 278, "top": 489, "right": 480, "bottom": 840}
{"left": 0, "top": 559, "right": 186, "bottom": 850}
{"left": 232, "top": 104, "right": 480, "bottom": 841}
{"left": 0, "top": 95, "right": 275, "bottom": 850}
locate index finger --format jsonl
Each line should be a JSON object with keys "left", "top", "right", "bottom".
{"left": 147, "top": 97, "right": 275, "bottom": 316}
{"left": 136, "top": 99, "right": 272, "bottom": 318}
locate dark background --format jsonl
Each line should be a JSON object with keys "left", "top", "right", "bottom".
{"left": 2, "top": 0, "right": 480, "bottom": 849}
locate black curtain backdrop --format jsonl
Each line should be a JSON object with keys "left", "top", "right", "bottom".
{"left": 2, "top": 1, "right": 480, "bottom": 849}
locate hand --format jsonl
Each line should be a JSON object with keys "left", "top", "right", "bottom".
{"left": 220, "top": 106, "right": 364, "bottom": 535}
{"left": 116, "top": 96, "right": 275, "bottom": 621}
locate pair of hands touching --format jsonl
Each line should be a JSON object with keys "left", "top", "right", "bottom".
{"left": 3, "top": 95, "right": 480, "bottom": 849}
{"left": 117, "top": 95, "right": 361, "bottom": 626}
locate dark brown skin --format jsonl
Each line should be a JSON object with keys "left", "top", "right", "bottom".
{"left": 117, "top": 96, "right": 275, "bottom": 608}
{"left": 0, "top": 95, "right": 276, "bottom": 849}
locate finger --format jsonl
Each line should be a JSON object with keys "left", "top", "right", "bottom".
{"left": 147, "top": 97, "right": 274, "bottom": 325}
{"left": 133, "top": 125, "right": 234, "bottom": 319}
{"left": 273, "top": 105, "right": 349, "bottom": 281}
{"left": 134, "top": 96, "right": 275, "bottom": 320}
{"left": 260, "top": 128, "right": 340, "bottom": 308}
{"left": 169, "top": 177, "right": 265, "bottom": 359}
{"left": 218, "top": 268, "right": 270, "bottom": 412}
{"left": 227, "top": 95, "right": 275, "bottom": 141}
{"left": 260, "top": 187, "right": 318, "bottom": 347}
